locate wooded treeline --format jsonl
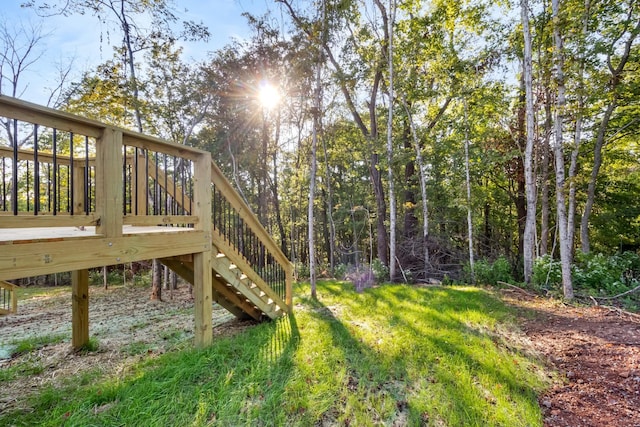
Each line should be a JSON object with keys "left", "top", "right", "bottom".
{"left": 4, "top": 0, "right": 640, "bottom": 298}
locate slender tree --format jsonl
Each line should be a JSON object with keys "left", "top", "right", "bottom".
{"left": 464, "top": 100, "right": 475, "bottom": 282}
{"left": 551, "top": 0, "right": 573, "bottom": 299}
{"left": 384, "top": 0, "right": 397, "bottom": 280}
{"left": 520, "top": 0, "right": 537, "bottom": 284}
{"left": 580, "top": 4, "right": 640, "bottom": 253}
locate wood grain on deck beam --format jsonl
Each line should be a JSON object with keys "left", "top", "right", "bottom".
{"left": 0, "top": 231, "right": 210, "bottom": 281}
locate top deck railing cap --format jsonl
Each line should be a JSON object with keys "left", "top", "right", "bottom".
{"left": 0, "top": 95, "right": 210, "bottom": 157}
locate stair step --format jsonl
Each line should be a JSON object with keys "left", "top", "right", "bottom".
{"left": 216, "top": 253, "right": 226, "bottom": 258}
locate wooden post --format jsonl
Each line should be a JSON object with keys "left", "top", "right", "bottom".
{"left": 11, "top": 284, "right": 17, "bottom": 314}
{"left": 193, "top": 152, "right": 212, "bottom": 347}
{"left": 72, "top": 165, "right": 86, "bottom": 215}
{"left": 72, "top": 269, "right": 89, "bottom": 349}
{"left": 95, "top": 127, "right": 123, "bottom": 237}
{"left": 286, "top": 263, "right": 293, "bottom": 313}
{"left": 134, "top": 152, "right": 148, "bottom": 216}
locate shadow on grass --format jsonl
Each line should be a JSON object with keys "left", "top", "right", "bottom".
{"left": 301, "top": 294, "right": 411, "bottom": 425}
{"left": 1, "top": 315, "right": 300, "bottom": 427}
{"left": 309, "top": 281, "right": 546, "bottom": 425}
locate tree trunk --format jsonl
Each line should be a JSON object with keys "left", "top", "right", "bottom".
{"left": 272, "top": 139, "right": 288, "bottom": 255}
{"left": 464, "top": 101, "right": 474, "bottom": 282}
{"left": 580, "top": 15, "right": 640, "bottom": 252}
{"left": 483, "top": 201, "right": 491, "bottom": 258}
{"left": 321, "top": 187, "right": 331, "bottom": 267}
{"left": 163, "top": 264, "right": 169, "bottom": 290}
{"left": 568, "top": 0, "right": 591, "bottom": 256}
{"left": 401, "top": 96, "right": 431, "bottom": 273}
{"left": 402, "top": 123, "right": 418, "bottom": 239}
{"left": 151, "top": 259, "right": 162, "bottom": 301}
{"left": 321, "top": 116, "right": 336, "bottom": 272}
{"left": 385, "top": 0, "right": 397, "bottom": 281}
{"left": 539, "top": 91, "right": 552, "bottom": 256}
{"left": 552, "top": 0, "right": 574, "bottom": 299}
{"left": 308, "top": 0, "right": 325, "bottom": 299}
{"left": 520, "top": 0, "right": 537, "bottom": 284}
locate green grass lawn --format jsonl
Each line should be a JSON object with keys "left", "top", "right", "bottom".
{"left": 0, "top": 281, "right": 551, "bottom": 426}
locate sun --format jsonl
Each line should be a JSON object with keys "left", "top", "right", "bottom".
{"left": 258, "top": 81, "right": 280, "bottom": 110}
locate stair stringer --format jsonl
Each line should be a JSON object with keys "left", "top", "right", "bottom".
{"left": 210, "top": 245, "right": 280, "bottom": 319}
{"left": 160, "top": 256, "right": 259, "bottom": 320}
{"left": 210, "top": 230, "right": 288, "bottom": 316}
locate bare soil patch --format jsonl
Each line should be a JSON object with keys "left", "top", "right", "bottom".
{"left": 503, "top": 289, "right": 640, "bottom": 427}
{"left": 0, "top": 283, "right": 253, "bottom": 414}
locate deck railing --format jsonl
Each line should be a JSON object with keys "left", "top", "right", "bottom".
{"left": 0, "top": 95, "right": 291, "bottom": 312}
{"left": 0, "top": 102, "right": 202, "bottom": 230}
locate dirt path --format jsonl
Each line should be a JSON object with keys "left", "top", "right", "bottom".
{"left": 503, "top": 289, "right": 640, "bottom": 427}
{"left": 0, "top": 283, "right": 251, "bottom": 414}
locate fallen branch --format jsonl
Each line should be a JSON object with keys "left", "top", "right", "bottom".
{"left": 598, "top": 304, "right": 640, "bottom": 322}
{"left": 497, "top": 281, "right": 538, "bottom": 297}
{"left": 593, "top": 283, "right": 640, "bottom": 301}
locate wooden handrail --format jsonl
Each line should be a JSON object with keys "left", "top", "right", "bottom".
{"left": 210, "top": 160, "right": 290, "bottom": 270}
{"left": 0, "top": 146, "right": 96, "bottom": 166}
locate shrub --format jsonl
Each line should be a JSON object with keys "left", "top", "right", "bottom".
{"left": 533, "top": 252, "right": 640, "bottom": 301}
{"left": 296, "top": 263, "right": 310, "bottom": 280}
{"left": 532, "top": 255, "right": 562, "bottom": 290}
{"left": 467, "top": 256, "right": 514, "bottom": 286}
{"left": 371, "top": 259, "right": 389, "bottom": 283}
{"left": 573, "top": 251, "right": 640, "bottom": 295}
{"left": 333, "top": 263, "right": 348, "bottom": 280}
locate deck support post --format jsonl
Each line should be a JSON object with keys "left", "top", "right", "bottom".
{"left": 96, "top": 128, "right": 123, "bottom": 238}
{"left": 286, "top": 264, "right": 293, "bottom": 313}
{"left": 193, "top": 152, "right": 213, "bottom": 347}
{"left": 72, "top": 269, "right": 89, "bottom": 350}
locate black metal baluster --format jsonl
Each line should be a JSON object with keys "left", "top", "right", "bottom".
{"left": 144, "top": 149, "right": 150, "bottom": 215}
{"left": 172, "top": 156, "right": 177, "bottom": 215}
{"left": 134, "top": 148, "right": 139, "bottom": 215}
{"left": 188, "top": 164, "right": 193, "bottom": 214}
{"left": 26, "top": 161, "right": 30, "bottom": 212}
{"left": 47, "top": 163, "right": 51, "bottom": 212}
{"left": 84, "top": 136, "right": 89, "bottom": 215}
{"left": 52, "top": 129, "right": 58, "bottom": 215}
{"left": 70, "top": 133, "right": 74, "bottom": 215}
{"left": 2, "top": 158, "right": 6, "bottom": 211}
{"left": 34, "top": 125, "right": 40, "bottom": 215}
{"left": 212, "top": 186, "right": 217, "bottom": 231}
{"left": 122, "top": 145, "right": 128, "bottom": 215}
{"left": 12, "top": 119, "right": 18, "bottom": 215}
{"left": 163, "top": 153, "right": 168, "bottom": 216}
{"left": 181, "top": 160, "right": 186, "bottom": 215}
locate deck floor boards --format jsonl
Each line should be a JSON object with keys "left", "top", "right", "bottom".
{"left": 0, "top": 226, "right": 195, "bottom": 245}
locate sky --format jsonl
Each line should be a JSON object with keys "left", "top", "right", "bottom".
{"left": 1, "top": 0, "right": 275, "bottom": 105}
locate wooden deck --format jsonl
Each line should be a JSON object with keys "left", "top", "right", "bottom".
{"left": 0, "top": 94, "right": 292, "bottom": 349}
